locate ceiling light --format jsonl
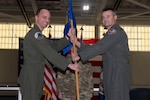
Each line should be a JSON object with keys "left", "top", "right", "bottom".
{"left": 83, "top": 5, "right": 89, "bottom": 10}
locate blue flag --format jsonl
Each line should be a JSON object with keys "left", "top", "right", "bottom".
{"left": 62, "top": 0, "right": 77, "bottom": 55}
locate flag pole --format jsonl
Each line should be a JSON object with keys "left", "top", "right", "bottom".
{"left": 70, "top": 20, "right": 80, "bottom": 100}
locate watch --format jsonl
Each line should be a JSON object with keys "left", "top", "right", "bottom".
{"left": 66, "top": 34, "right": 70, "bottom": 39}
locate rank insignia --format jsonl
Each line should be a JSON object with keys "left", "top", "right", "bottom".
{"left": 34, "top": 32, "right": 44, "bottom": 40}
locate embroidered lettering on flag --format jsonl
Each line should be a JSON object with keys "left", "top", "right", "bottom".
{"left": 62, "top": 0, "right": 77, "bottom": 55}
{"left": 44, "top": 64, "right": 57, "bottom": 100}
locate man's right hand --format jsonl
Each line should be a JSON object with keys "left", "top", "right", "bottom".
{"left": 68, "top": 63, "right": 79, "bottom": 72}
{"left": 71, "top": 52, "right": 80, "bottom": 62}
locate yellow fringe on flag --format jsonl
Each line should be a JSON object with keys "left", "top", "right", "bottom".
{"left": 44, "top": 85, "right": 53, "bottom": 100}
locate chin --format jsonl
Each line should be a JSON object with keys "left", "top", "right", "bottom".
{"left": 43, "top": 26, "right": 47, "bottom": 29}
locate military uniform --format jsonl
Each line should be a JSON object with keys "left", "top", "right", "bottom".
{"left": 78, "top": 23, "right": 131, "bottom": 100}
{"left": 19, "top": 24, "right": 70, "bottom": 100}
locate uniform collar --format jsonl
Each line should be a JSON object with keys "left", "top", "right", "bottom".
{"left": 105, "top": 23, "right": 118, "bottom": 35}
{"left": 34, "top": 24, "right": 41, "bottom": 32}
{"left": 108, "top": 23, "right": 118, "bottom": 31}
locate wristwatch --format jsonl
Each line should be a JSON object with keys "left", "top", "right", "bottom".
{"left": 66, "top": 34, "right": 70, "bottom": 39}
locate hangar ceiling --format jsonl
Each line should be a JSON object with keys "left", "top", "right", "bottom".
{"left": 0, "top": 0, "right": 150, "bottom": 27}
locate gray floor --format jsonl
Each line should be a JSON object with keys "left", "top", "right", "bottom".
{"left": 0, "top": 89, "right": 150, "bottom": 100}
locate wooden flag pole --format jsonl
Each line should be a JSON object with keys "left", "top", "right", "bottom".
{"left": 70, "top": 20, "right": 80, "bottom": 100}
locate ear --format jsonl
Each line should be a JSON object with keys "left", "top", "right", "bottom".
{"left": 35, "top": 15, "right": 38, "bottom": 21}
{"left": 114, "top": 15, "right": 117, "bottom": 20}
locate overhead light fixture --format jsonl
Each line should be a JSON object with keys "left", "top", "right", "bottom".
{"left": 83, "top": 5, "right": 89, "bottom": 10}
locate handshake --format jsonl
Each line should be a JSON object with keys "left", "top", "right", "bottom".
{"left": 66, "top": 28, "right": 81, "bottom": 72}
{"left": 66, "top": 28, "right": 81, "bottom": 48}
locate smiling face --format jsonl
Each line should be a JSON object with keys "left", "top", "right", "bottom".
{"left": 102, "top": 10, "right": 117, "bottom": 29}
{"left": 35, "top": 9, "right": 51, "bottom": 31}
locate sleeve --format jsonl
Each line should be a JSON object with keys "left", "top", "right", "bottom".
{"left": 78, "top": 28, "right": 123, "bottom": 61}
{"left": 47, "top": 37, "right": 70, "bottom": 52}
{"left": 31, "top": 33, "right": 69, "bottom": 71}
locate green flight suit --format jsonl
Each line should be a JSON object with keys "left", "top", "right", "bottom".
{"left": 19, "top": 24, "right": 70, "bottom": 100}
{"left": 78, "top": 23, "right": 131, "bottom": 100}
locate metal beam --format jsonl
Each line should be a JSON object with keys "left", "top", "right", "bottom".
{"left": 96, "top": 0, "right": 108, "bottom": 23}
{"left": 119, "top": 0, "right": 150, "bottom": 20}
{"left": 30, "top": 0, "right": 38, "bottom": 15}
{"left": 126, "top": 0, "right": 150, "bottom": 10}
{"left": 113, "top": 0, "right": 122, "bottom": 10}
{"left": 0, "top": 12, "right": 23, "bottom": 20}
{"left": 17, "top": 0, "right": 32, "bottom": 28}
{"left": 119, "top": 11, "right": 150, "bottom": 20}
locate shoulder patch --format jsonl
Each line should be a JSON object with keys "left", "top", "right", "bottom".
{"left": 34, "top": 32, "right": 44, "bottom": 40}
{"left": 108, "top": 29, "right": 116, "bottom": 35}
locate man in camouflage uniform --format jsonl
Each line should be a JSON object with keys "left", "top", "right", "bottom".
{"left": 19, "top": 8, "right": 78, "bottom": 100}
{"left": 57, "top": 55, "right": 93, "bottom": 100}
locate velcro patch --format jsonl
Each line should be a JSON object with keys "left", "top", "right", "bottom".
{"left": 34, "top": 32, "right": 44, "bottom": 40}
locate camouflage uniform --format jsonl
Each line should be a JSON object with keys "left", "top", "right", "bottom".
{"left": 57, "top": 55, "right": 93, "bottom": 100}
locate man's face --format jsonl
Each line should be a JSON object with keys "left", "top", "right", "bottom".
{"left": 35, "top": 9, "right": 50, "bottom": 31}
{"left": 102, "top": 10, "right": 117, "bottom": 29}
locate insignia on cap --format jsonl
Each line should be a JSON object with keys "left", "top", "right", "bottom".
{"left": 108, "top": 29, "right": 116, "bottom": 35}
{"left": 34, "top": 32, "right": 43, "bottom": 40}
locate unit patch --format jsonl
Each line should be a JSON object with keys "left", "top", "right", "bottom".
{"left": 108, "top": 29, "right": 116, "bottom": 35}
{"left": 34, "top": 32, "right": 44, "bottom": 40}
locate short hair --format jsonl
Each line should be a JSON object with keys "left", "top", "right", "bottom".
{"left": 35, "top": 8, "right": 50, "bottom": 15}
{"left": 102, "top": 8, "right": 117, "bottom": 15}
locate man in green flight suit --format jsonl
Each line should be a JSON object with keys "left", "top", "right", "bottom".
{"left": 72, "top": 8, "right": 131, "bottom": 100}
{"left": 19, "top": 8, "right": 78, "bottom": 100}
